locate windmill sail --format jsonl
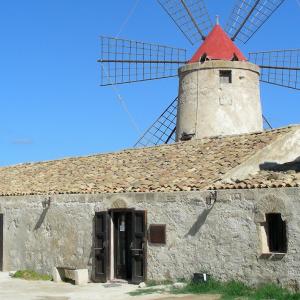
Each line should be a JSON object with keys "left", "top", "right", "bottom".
{"left": 134, "top": 97, "right": 177, "bottom": 148}
{"left": 157, "top": 0, "right": 212, "bottom": 45}
{"left": 249, "top": 49, "right": 300, "bottom": 90}
{"left": 226, "top": 0, "right": 286, "bottom": 43}
{"left": 99, "top": 37, "right": 186, "bottom": 86}
{"left": 134, "top": 96, "right": 274, "bottom": 148}
{"left": 263, "top": 115, "right": 272, "bottom": 130}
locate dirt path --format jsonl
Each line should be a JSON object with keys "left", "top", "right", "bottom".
{"left": 0, "top": 272, "right": 220, "bottom": 300}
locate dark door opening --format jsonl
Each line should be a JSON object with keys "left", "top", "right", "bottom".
{"left": 111, "top": 209, "right": 147, "bottom": 283}
{"left": 0, "top": 214, "right": 3, "bottom": 271}
{"left": 94, "top": 209, "right": 146, "bottom": 283}
{"left": 131, "top": 210, "right": 147, "bottom": 284}
{"left": 113, "top": 211, "right": 132, "bottom": 280}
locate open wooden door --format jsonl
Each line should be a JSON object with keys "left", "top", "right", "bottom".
{"left": 131, "top": 210, "right": 147, "bottom": 284}
{"left": 0, "top": 214, "right": 3, "bottom": 271}
{"left": 94, "top": 212, "right": 109, "bottom": 282}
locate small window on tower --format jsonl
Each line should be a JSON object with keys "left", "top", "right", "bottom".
{"left": 219, "top": 70, "right": 232, "bottom": 84}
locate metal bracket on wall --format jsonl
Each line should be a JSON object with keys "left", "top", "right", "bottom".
{"left": 206, "top": 191, "right": 217, "bottom": 208}
{"left": 42, "top": 197, "right": 51, "bottom": 209}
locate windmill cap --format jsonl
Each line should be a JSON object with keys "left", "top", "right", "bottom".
{"left": 189, "top": 25, "right": 247, "bottom": 63}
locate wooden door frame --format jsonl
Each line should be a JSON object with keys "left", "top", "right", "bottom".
{"left": 93, "top": 212, "right": 110, "bottom": 283}
{"left": 111, "top": 209, "right": 133, "bottom": 280}
{"left": 131, "top": 210, "right": 148, "bottom": 284}
{"left": 109, "top": 208, "right": 133, "bottom": 281}
{"left": 108, "top": 208, "right": 147, "bottom": 283}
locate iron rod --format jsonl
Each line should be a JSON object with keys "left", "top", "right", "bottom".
{"left": 231, "top": 0, "right": 261, "bottom": 41}
{"left": 101, "top": 75, "right": 178, "bottom": 87}
{"left": 157, "top": 0, "right": 194, "bottom": 45}
{"left": 179, "top": 0, "right": 206, "bottom": 40}
{"left": 260, "top": 80, "right": 300, "bottom": 91}
{"left": 98, "top": 59, "right": 187, "bottom": 64}
{"left": 263, "top": 115, "right": 272, "bottom": 129}
{"left": 259, "top": 65, "right": 300, "bottom": 71}
{"left": 100, "top": 35, "right": 186, "bottom": 51}
{"left": 165, "top": 127, "right": 177, "bottom": 144}
{"left": 249, "top": 48, "right": 300, "bottom": 54}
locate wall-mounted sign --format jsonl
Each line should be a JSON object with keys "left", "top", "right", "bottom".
{"left": 149, "top": 224, "right": 166, "bottom": 244}
{"left": 120, "top": 221, "right": 125, "bottom": 232}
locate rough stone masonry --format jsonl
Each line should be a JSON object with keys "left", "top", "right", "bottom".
{"left": 0, "top": 126, "right": 299, "bottom": 288}
{"left": 0, "top": 187, "right": 300, "bottom": 289}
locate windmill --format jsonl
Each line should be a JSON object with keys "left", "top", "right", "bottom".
{"left": 98, "top": 0, "right": 299, "bottom": 148}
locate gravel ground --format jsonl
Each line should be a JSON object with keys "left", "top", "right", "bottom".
{"left": 0, "top": 272, "right": 220, "bottom": 300}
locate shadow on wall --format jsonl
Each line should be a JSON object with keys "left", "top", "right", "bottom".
{"left": 34, "top": 206, "right": 50, "bottom": 231}
{"left": 260, "top": 157, "right": 300, "bottom": 173}
{"left": 185, "top": 200, "right": 216, "bottom": 237}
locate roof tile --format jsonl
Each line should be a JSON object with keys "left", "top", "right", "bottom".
{"left": 0, "top": 126, "right": 297, "bottom": 196}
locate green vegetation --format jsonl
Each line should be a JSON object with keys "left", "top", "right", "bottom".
{"left": 12, "top": 270, "right": 52, "bottom": 281}
{"left": 129, "top": 278, "right": 300, "bottom": 299}
{"left": 172, "top": 280, "right": 300, "bottom": 300}
{"left": 128, "top": 287, "right": 166, "bottom": 296}
{"left": 128, "top": 279, "right": 173, "bottom": 295}
{"left": 145, "top": 279, "right": 173, "bottom": 287}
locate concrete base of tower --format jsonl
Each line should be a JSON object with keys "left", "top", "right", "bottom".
{"left": 176, "top": 60, "right": 263, "bottom": 141}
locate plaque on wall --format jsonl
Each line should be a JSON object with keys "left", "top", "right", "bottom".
{"left": 149, "top": 224, "right": 166, "bottom": 244}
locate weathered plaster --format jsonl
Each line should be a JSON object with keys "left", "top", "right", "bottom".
{"left": 0, "top": 188, "right": 299, "bottom": 289}
{"left": 176, "top": 60, "right": 263, "bottom": 141}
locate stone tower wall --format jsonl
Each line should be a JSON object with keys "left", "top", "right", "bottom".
{"left": 176, "top": 60, "right": 263, "bottom": 141}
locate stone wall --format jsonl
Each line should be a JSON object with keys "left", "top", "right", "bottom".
{"left": 0, "top": 188, "right": 299, "bottom": 288}
{"left": 177, "top": 61, "right": 262, "bottom": 140}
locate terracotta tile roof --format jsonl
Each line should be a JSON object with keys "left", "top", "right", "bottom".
{"left": 0, "top": 126, "right": 296, "bottom": 196}
{"left": 209, "top": 170, "right": 300, "bottom": 190}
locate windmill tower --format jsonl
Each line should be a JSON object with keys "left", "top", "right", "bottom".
{"left": 99, "top": 0, "right": 299, "bottom": 147}
{"left": 176, "top": 24, "right": 262, "bottom": 141}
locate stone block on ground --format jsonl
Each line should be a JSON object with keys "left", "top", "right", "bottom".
{"left": 74, "top": 269, "right": 88, "bottom": 285}
{"left": 52, "top": 268, "right": 62, "bottom": 283}
{"left": 138, "top": 282, "right": 146, "bottom": 288}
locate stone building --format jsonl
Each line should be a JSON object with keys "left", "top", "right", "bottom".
{"left": 0, "top": 125, "right": 299, "bottom": 287}
{"left": 0, "top": 24, "right": 299, "bottom": 288}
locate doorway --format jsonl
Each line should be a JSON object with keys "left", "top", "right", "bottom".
{"left": 113, "top": 211, "right": 132, "bottom": 280}
{"left": 94, "top": 209, "right": 146, "bottom": 283}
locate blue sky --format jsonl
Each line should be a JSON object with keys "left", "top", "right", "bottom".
{"left": 0, "top": 0, "right": 299, "bottom": 166}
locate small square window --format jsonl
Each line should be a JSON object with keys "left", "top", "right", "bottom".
{"left": 219, "top": 70, "right": 232, "bottom": 84}
{"left": 149, "top": 224, "right": 166, "bottom": 244}
{"left": 260, "top": 213, "right": 287, "bottom": 256}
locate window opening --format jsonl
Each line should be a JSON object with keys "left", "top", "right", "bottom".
{"left": 200, "top": 53, "right": 207, "bottom": 63}
{"left": 219, "top": 70, "right": 232, "bottom": 84}
{"left": 266, "top": 213, "right": 287, "bottom": 253}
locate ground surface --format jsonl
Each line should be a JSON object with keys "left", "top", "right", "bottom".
{"left": 0, "top": 273, "right": 219, "bottom": 300}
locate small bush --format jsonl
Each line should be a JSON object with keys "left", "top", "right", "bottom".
{"left": 172, "top": 278, "right": 223, "bottom": 294}
{"left": 13, "top": 270, "right": 52, "bottom": 281}
{"left": 252, "top": 283, "right": 300, "bottom": 300}
{"left": 171, "top": 279, "right": 300, "bottom": 300}
{"left": 222, "top": 281, "right": 253, "bottom": 298}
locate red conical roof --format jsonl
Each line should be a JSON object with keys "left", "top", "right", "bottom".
{"left": 189, "top": 25, "right": 247, "bottom": 63}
